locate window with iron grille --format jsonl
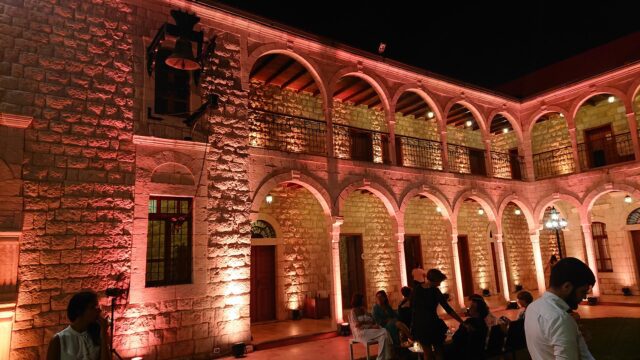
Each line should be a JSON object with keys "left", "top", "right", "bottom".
{"left": 591, "top": 222, "right": 613, "bottom": 272}
{"left": 146, "top": 197, "right": 193, "bottom": 287}
{"left": 154, "top": 48, "right": 190, "bottom": 116}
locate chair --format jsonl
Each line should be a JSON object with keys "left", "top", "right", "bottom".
{"left": 503, "top": 319, "right": 527, "bottom": 359}
{"left": 349, "top": 339, "right": 378, "bottom": 360}
{"left": 485, "top": 324, "right": 506, "bottom": 357}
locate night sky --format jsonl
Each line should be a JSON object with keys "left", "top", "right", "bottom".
{"left": 213, "top": 0, "right": 639, "bottom": 90}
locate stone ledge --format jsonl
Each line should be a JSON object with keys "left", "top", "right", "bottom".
{"left": 0, "top": 114, "right": 32, "bottom": 129}
{"left": 133, "top": 134, "right": 208, "bottom": 152}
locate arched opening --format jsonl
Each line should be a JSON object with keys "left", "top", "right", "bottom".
{"left": 489, "top": 114, "right": 523, "bottom": 180}
{"left": 340, "top": 189, "right": 399, "bottom": 308}
{"left": 402, "top": 195, "right": 455, "bottom": 302}
{"left": 590, "top": 192, "right": 639, "bottom": 295}
{"left": 501, "top": 203, "right": 537, "bottom": 292}
{"left": 250, "top": 181, "right": 333, "bottom": 338}
{"left": 575, "top": 94, "right": 634, "bottom": 169}
{"left": 455, "top": 199, "right": 497, "bottom": 297}
{"left": 332, "top": 75, "right": 390, "bottom": 164}
{"left": 531, "top": 112, "right": 574, "bottom": 179}
{"left": 248, "top": 53, "right": 327, "bottom": 155}
{"left": 394, "top": 91, "right": 443, "bottom": 170}
{"left": 538, "top": 201, "right": 583, "bottom": 284}
{"left": 446, "top": 103, "right": 487, "bottom": 176}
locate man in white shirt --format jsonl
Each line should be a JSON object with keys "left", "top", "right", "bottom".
{"left": 524, "top": 257, "right": 596, "bottom": 360}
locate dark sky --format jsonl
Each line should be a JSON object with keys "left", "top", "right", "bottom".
{"left": 213, "top": 0, "right": 639, "bottom": 89}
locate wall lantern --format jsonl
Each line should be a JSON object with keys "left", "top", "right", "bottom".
{"left": 427, "top": 111, "right": 435, "bottom": 119}
{"left": 477, "top": 208, "right": 484, "bottom": 215}
{"left": 514, "top": 208, "right": 521, "bottom": 215}
{"left": 625, "top": 195, "right": 633, "bottom": 204}
{"left": 265, "top": 194, "right": 274, "bottom": 205}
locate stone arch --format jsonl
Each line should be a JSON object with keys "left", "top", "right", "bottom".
{"left": 497, "top": 194, "right": 536, "bottom": 231}
{"left": 627, "top": 78, "right": 640, "bottom": 110}
{"left": 251, "top": 171, "right": 332, "bottom": 216}
{"left": 144, "top": 150, "right": 205, "bottom": 184}
{"left": 451, "top": 189, "right": 498, "bottom": 224}
{"left": 626, "top": 207, "right": 640, "bottom": 225}
{"left": 443, "top": 97, "right": 489, "bottom": 140}
{"left": 335, "top": 178, "right": 399, "bottom": 221}
{"left": 533, "top": 193, "right": 583, "bottom": 227}
{"left": 486, "top": 109, "right": 524, "bottom": 146}
{"left": 391, "top": 85, "right": 445, "bottom": 133}
{"left": 399, "top": 184, "right": 453, "bottom": 220}
{"left": 328, "top": 67, "right": 392, "bottom": 117}
{"left": 150, "top": 162, "right": 196, "bottom": 185}
{"left": 582, "top": 183, "right": 640, "bottom": 216}
{"left": 245, "top": 44, "right": 329, "bottom": 108}
{"left": 569, "top": 87, "right": 632, "bottom": 121}
{"left": 250, "top": 217, "right": 279, "bottom": 239}
{"left": 526, "top": 106, "right": 571, "bottom": 139}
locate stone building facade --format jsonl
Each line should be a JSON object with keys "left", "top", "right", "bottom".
{"left": 1, "top": 0, "right": 640, "bottom": 359}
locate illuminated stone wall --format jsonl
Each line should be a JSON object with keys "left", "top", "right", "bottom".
{"left": 341, "top": 191, "right": 400, "bottom": 307}
{"left": 248, "top": 80, "right": 324, "bottom": 120}
{"left": 575, "top": 98, "right": 629, "bottom": 143}
{"left": 456, "top": 202, "right": 495, "bottom": 294}
{"left": 501, "top": 204, "right": 537, "bottom": 291}
{"left": 531, "top": 114, "right": 572, "bottom": 154}
{"left": 395, "top": 114, "right": 439, "bottom": 141}
{"left": 257, "top": 185, "right": 330, "bottom": 319}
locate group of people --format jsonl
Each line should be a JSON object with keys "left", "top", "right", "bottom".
{"left": 350, "top": 257, "right": 597, "bottom": 360}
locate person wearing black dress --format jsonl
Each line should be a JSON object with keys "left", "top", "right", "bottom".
{"left": 397, "top": 286, "right": 412, "bottom": 328}
{"left": 412, "top": 269, "right": 466, "bottom": 360}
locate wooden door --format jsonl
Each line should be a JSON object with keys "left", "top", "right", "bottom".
{"left": 340, "top": 235, "right": 366, "bottom": 309}
{"left": 585, "top": 124, "right": 616, "bottom": 168}
{"left": 350, "top": 129, "right": 373, "bottom": 162}
{"left": 469, "top": 148, "right": 487, "bottom": 176}
{"left": 509, "top": 148, "right": 522, "bottom": 180}
{"left": 250, "top": 245, "right": 276, "bottom": 323}
{"left": 630, "top": 231, "right": 640, "bottom": 284}
{"left": 404, "top": 235, "right": 423, "bottom": 283}
{"left": 490, "top": 242, "right": 501, "bottom": 293}
{"left": 457, "top": 235, "right": 474, "bottom": 297}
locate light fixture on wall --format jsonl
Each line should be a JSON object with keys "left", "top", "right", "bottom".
{"left": 607, "top": 95, "right": 615, "bottom": 103}
{"left": 427, "top": 111, "right": 434, "bottom": 119}
{"left": 559, "top": 113, "right": 565, "bottom": 118}
{"left": 545, "top": 207, "right": 567, "bottom": 259}
{"left": 502, "top": 128, "right": 509, "bottom": 134}
{"left": 265, "top": 194, "right": 274, "bottom": 205}
{"left": 465, "top": 120, "right": 473, "bottom": 127}
{"left": 436, "top": 206, "right": 442, "bottom": 213}
{"left": 478, "top": 208, "right": 484, "bottom": 215}
{"left": 514, "top": 208, "right": 521, "bottom": 215}
{"left": 625, "top": 195, "right": 633, "bottom": 204}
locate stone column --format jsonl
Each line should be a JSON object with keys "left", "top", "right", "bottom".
{"left": 521, "top": 138, "right": 535, "bottom": 181}
{"left": 484, "top": 139, "right": 494, "bottom": 177}
{"left": 330, "top": 216, "right": 344, "bottom": 324}
{"left": 396, "top": 232, "right": 407, "bottom": 286}
{"left": 568, "top": 127, "right": 582, "bottom": 173}
{"left": 450, "top": 232, "right": 465, "bottom": 308}
{"left": 441, "top": 130, "right": 449, "bottom": 172}
{"left": 494, "top": 233, "right": 511, "bottom": 302}
{"left": 388, "top": 118, "right": 397, "bottom": 165}
{"left": 324, "top": 103, "right": 335, "bottom": 158}
{"left": 626, "top": 111, "right": 640, "bottom": 161}
{"left": 581, "top": 223, "right": 601, "bottom": 297}
{"left": 529, "top": 231, "right": 546, "bottom": 293}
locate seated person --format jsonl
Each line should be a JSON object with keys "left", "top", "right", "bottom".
{"left": 516, "top": 290, "right": 533, "bottom": 320}
{"left": 397, "top": 286, "right": 412, "bottom": 328}
{"left": 349, "top": 293, "right": 394, "bottom": 360}
{"left": 445, "top": 297, "right": 490, "bottom": 360}
{"left": 372, "top": 290, "right": 412, "bottom": 345}
{"left": 468, "top": 293, "right": 504, "bottom": 327}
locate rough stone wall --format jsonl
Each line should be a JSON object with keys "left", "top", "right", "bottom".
{"left": 575, "top": 99, "right": 629, "bottom": 143}
{"left": 590, "top": 192, "right": 640, "bottom": 294}
{"left": 446, "top": 126, "right": 483, "bottom": 149}
{"left": 0, "top": 126, "right": 24, "bottom": 230}
{"left": 403, "top": 197, "right": 455, "bottom": 301}
{"left": 531, "top": 114, "right": 571, "bottom": 154}
{"left": 332, "top": 100, "right": 387, "bottom": 132}
{"left": 491, "top": 131, "right": 518, "bottom": 153}
{"left": 395, "top": 114, "right": 439, "bottom": 141}
{"left": 341, "top": 191, "right": 400, "bottom": 307}
{"left": 456, "top": 202, "right": 495, "bottom": 294}
{"left": 2, "top": 0, "right": 136, "bottom": 358}
{"left": 258, "top": 185, "right": 331, "bottom": 318}
{"left": 501, "top": 204, "right": 537, "bottom": 291}
{"left": 248, "top": 80, "right": 324, "bottom": 120}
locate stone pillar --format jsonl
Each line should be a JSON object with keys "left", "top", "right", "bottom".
{"left": 529, "top": 231, "right": 546, "bottom": 293}
{"left": 626, "top": 111, "right": 640, "bottom": 161}
{"left": 330, "top": 216, "right": 344, "bottom": 324}
{"left": 388, "top": 118, "right": 397, "bottom": 165}
{"left": 494, "top": 233, "right": 511, "bottom": 302}
{"left": 484, "top": 139, "right": 494, "bottom": 177}
{"left": 581, "top": 223, "right": 601, "bottom": 297}
{"left": 521, "top": 138, "right": 535, "bottom": 181}
{"left": 396, "top": 232, "right": 407, "bottom": 286}
{"left": 568, "top": 127, "right": 582, "bottom": 173}
{"left": 325, "top": 103, "right": 335, "bottom": 158}
{"left": 450, "top": 232, "right": 465, "bottom": 308}
{"left": 441, "top": 130, "right": 449, "bottom": 172}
